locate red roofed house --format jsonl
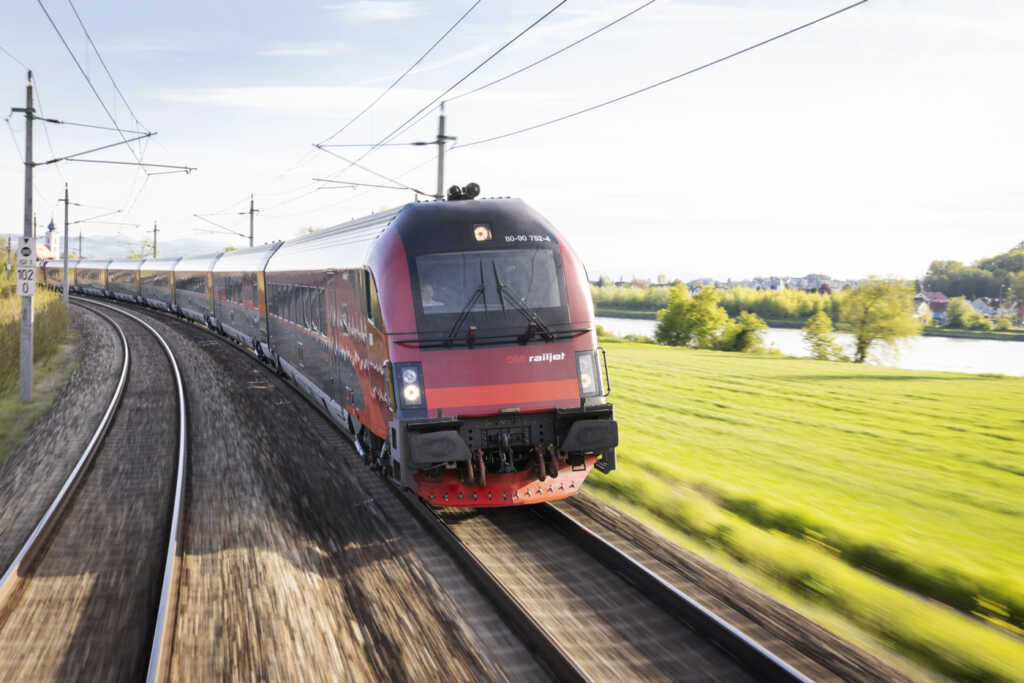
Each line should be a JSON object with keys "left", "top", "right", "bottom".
{"left": 916, "top": 291, "right": 949, "bottom": 313}
{"left": 916, "top": 291, "right": 950, "bottom": 324}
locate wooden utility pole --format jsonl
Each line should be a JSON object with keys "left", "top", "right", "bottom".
{"left": 12, "top": 72, "right": 34, "bottom": 402}
{"left": 152, "top": 220, "right": 158, "bottom": 257}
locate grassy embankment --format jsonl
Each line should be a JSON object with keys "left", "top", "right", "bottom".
{"left": 0, "top": 269, "right": 75, "bottom": 464}
{"left": 594, "top": 304, "right": 1024, "bottom": 340}
{"left": 588, "top": 340, "right": 1024, "bottom": 681}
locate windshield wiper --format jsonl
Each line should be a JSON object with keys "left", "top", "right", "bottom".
{"left": 445, "top": 262, "right": 488, "bottom": 345}
{"left": 491, "top": 261, "right": 554, "bottom": 342}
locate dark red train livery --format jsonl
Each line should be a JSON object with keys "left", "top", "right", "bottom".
{"left": 49, "top": 195, "right": 617, "bottom": 507}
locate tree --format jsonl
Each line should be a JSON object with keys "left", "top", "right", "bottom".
{"left": 1010, "top": 272, "right": 1024, "bottom": 305}
{"left": 802, "top": 311, "right": 846, "bottom": 361}
{"left": 655, "top": 285, "right": 728, "bottom": 348}
{"left": 128, "top": 237, "right": 154, "bottom": 259}
{"left": 945, "top": 296, "right": 982, "bottom": 329}
{"left": 840, "top": 279, "right": 921, "bottom": 363}
{"left": 718, "top": 311, "right": 768, "bottom": 352}
{"left": 922, "top": 260, "right": 1001, "bottom": 299}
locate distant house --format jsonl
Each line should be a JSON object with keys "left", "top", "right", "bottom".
{"left": 915, "top": 291, "right": 949, "bottom": 314}
{"left": 970, "top": 298, "right": 996, "bottom": 317}
{"left": 915, "top": 301, "right": 933, "bottom": 322}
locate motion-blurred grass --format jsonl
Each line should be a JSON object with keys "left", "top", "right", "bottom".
{"left": 1, "top": 268, "right": 70, "bottom": 394}
{"left": 588, "top": 341, "right": 1024, "bottom": 681}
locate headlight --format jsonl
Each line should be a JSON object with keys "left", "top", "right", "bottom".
{"left": 396, "top": 362, "right": 425, "bottom": 407}
{"left": 576, "top": 351, "right": 602, "bottom": 398}
{"left": 403, "top": 383, "right": 422, "bottom": 404}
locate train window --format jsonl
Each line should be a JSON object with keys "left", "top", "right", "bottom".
{"left": 177, "top": 275, "right": 205, "bottom": 293}
{"left": 365, "top": 271, "right": 382, "bottom": 329}
{"left": 316, "top": 288, "right": 325, "bottom": 333}
{"left": 415, "top": 249, "right": 561, "bottom": 315}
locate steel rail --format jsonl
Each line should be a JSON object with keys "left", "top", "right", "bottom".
{"left": 389, "top": 487, "right": 592, "bottom": 683}
{"left": 537, "top": 503, "right": 814, "bottom": 683}
{"left": 0, "top": 302, "right": 130, "bottom": 608}
{"left": 74, "top": 298, "right": 189, "bottom": 683}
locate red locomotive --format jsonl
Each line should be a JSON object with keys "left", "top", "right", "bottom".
{"left": 56, "top": 186, "right": 618, "bottom": 507}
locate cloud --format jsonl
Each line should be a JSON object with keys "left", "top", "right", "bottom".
{"left": 258, "top": 41, "right": 348, "bottom": 57}
{"left": 323, "top": 1, "right": 424, "bottom": 23}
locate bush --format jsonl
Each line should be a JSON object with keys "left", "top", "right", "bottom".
{"left": 945, "top": 297, "right": 985, "bottom": 329}
{"left": 718, "top": 311, "right": 768, "bottom": 352}
{"left": 802, "top": 310, "right": 847, "bottom": 361}
{"left": 655, "top": 285, "right": 728, "bottom": 348}
{"left": 968, "top": 316, "right": 994, "bottom": 331}
{"left": 995, "top": 316, "right": 1013, "bottom": 331}
{"left": 590, "top": 284, "right": 670, "bottom": 311}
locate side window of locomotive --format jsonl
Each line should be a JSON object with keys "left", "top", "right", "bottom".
{"left": 355, "top": 270, "right": 369, "bottom": 322}
{"left": 366, "top": 272, "right": 382, "bottom": 329}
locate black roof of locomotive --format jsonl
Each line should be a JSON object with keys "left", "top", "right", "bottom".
{"left": 392, "top": 198, "right": 559, "bottom": 255}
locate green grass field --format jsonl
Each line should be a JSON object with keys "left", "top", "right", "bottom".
{"left": 588, "top": 341, "right": 1024, "bottom": 681}
{"left": 0, "top": 270, "right": 74, "bottom": 465}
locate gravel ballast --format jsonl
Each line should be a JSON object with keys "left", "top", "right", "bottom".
{"left": 0, "top": 305, "right": 121, "bottom": 570}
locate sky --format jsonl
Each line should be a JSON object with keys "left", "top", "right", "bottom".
{"left": 1, "top": 0, "right": 1021, "bottom": 282}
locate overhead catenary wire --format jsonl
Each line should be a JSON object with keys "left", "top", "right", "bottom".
{"left": 30, "top": 80, "right": 67, "bottom": 183}
{"left": 448, "top": 0, "right": 658, "bottom": 104}
{"left": 35, "top": 0, "right": 147, "bottom": 164}
{"left": 453, "top": 0, "right": 870, "bottom": 150}
{"left": 0, "top": 43, "right": 29, "bottom": 71}
{"left": 261, "top": 154, "right": 438, "bottom": 221}
{"left": 318, "top": 0, "right": 485, "bottom": 146}
{"left": 376, "top": 0, "right": 659, "bottom": 152}
{"left": 48, "top": 119, "right": 151, "bottom": 135}
{"left": 65, "top": 0, "right": 147, "bottom": 153}
{"left": 323, "top": 0, "right": 569, "bottom": 180}
{"left": 315, "top": 146, "right": 431, "bottom": 196}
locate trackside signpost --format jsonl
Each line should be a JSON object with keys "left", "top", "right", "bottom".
{"left": 17, "top": 237, "right": 35, "bottom": 296}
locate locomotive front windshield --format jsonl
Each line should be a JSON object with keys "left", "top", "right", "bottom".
{"left": 416, "top": 249, "right": 562, "bottom": 317}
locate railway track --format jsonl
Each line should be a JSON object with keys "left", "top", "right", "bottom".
{"left": 0, "top": 299, "right": 187, "bottom": 682}
{"left": 96, "top": 297, "right": 896, "bottom": 682}
{"left": 403, "top": 499, "right": 810, "bottom": 682}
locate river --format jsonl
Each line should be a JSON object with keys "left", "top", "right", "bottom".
{"left": 595, "top": 317, "right": 1024, "bottom": 377}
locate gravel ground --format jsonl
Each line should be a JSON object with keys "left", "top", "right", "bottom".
{"left": 0, "top": 302, "right": 178, "bottom": 680}
{"left": 556, "top": 492, "right": 918, "bottom": 682}
{"left": 114, "top": 308, "right": 538, "bottom": 682}
{"left": 0, "top": 305, "right": 121, "bottom": 571}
